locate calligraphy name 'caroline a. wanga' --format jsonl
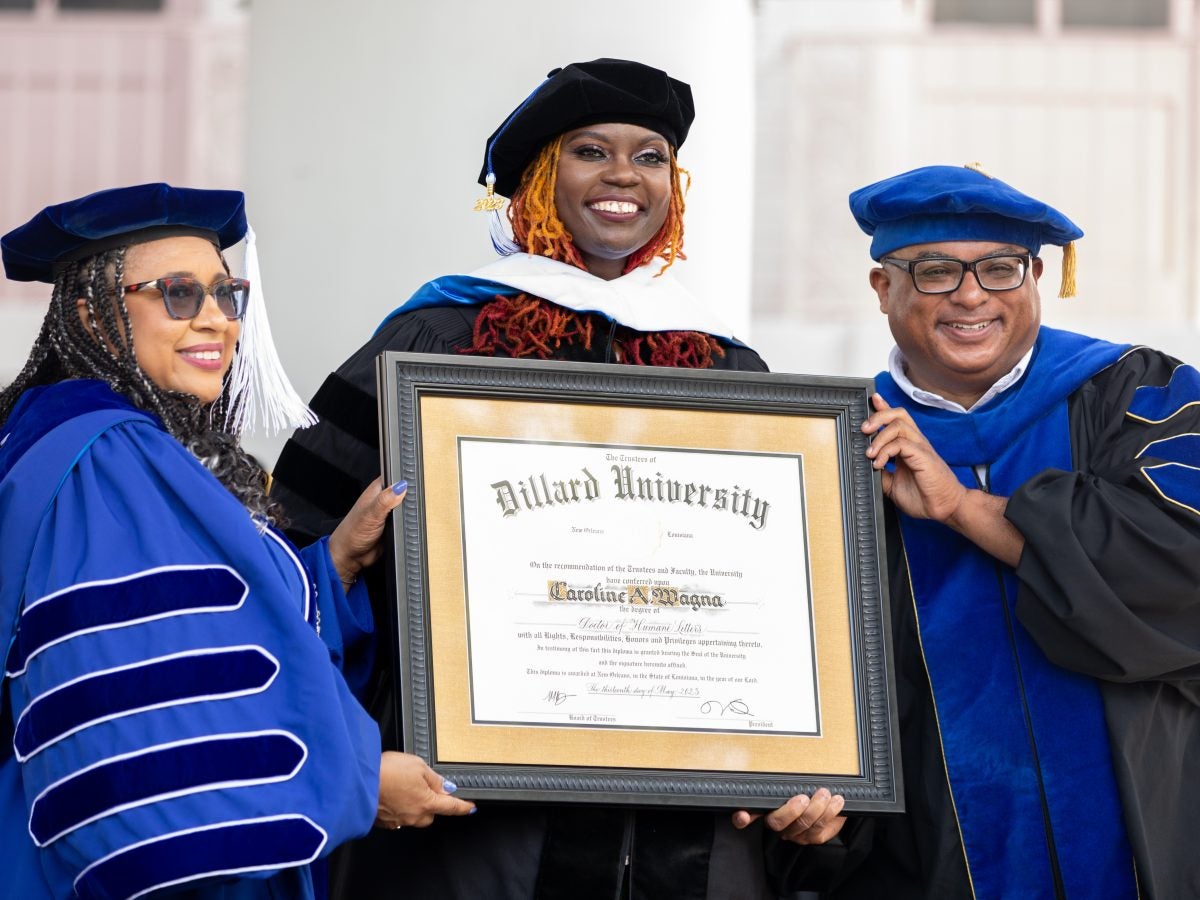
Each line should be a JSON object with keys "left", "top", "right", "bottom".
{"left": 488, "top": 464, "right": 771, "bottom": 531}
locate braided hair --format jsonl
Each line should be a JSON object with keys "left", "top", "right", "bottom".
{"left": 470, "top": 136, "right": 722, "bottom": 366}
{"left": 0, "top": 245, "right": 283, "bottom": 524}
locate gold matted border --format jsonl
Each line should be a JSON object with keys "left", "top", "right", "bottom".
{"left": 419, "top": 394, "right": 860, "bottom": 777}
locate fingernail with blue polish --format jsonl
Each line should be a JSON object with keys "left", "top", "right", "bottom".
{"left": 443, "top": 779, "right": 457, "bottom": 793}
{"left": 392, "top": 479, "right": 408, "bottom": 495}
{"left": 468, "top": 807, "right": 478, "bottom": 815}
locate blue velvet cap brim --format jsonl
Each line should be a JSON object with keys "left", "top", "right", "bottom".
{"left": 869, "top": 212, "right": 1049, "bottom": 260}
{"left": 2, "top": 183, "right": 246, "bottom": 283}
{"left": 849, "top": 165, "right": 1083, "bottom": 260}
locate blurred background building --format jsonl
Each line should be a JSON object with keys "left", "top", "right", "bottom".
{"left": 2, "top": 0, "right": 1197, "bottom": 467}
{"left": 753, "top": 0, "right": 1200, "bottom": 379}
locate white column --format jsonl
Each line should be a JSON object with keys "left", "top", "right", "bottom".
{"left": 243, "top": 0, "right": 756, "bottom": 465}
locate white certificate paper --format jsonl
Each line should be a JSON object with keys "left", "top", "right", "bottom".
{"left": 458, "top": 438, "right": 819, "bottom": 736}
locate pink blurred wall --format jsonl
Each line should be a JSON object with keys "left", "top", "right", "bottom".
{"left": 0, "top": 0, "right": 246, "bottom": 309}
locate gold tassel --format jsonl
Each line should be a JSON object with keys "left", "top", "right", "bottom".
{"left": 1058, "top": 241, "right": 1077, "bottom": 298}
{"left": 473, "top": 173, "right": 505, "bottom": 212}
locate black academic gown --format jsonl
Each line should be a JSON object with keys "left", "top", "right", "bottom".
{"left": 777, "top": 342, "right": 1200, "bottom": 899}
{"left": 271, "top": 301, "right": 806, "bottom": 900}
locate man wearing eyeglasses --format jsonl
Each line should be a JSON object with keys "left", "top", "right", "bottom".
{"left": 774, "top": 165, "right": 1200, "bottom": 899}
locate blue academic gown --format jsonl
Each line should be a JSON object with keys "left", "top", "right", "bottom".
{"left": 780, "top": 328, "right": 1200, "bottom": 899}
{"left": 0, "top": 380, "right": 381, "bottom": 900}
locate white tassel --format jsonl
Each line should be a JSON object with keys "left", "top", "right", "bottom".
{"left": 489, "top": 208, "right": 521, "bottom": 256}
{"left": 225, "top": 224, "right": 317, "bottom": 436}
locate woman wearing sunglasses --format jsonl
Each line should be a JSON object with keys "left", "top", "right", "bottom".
{"left": 272, "top": 60, "right": 841, "bottom": 900}
{"left": 0, "top": 183, "right": 474, "bottom": 900}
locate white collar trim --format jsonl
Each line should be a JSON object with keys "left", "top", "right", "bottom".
{"left": 466, "top": 253, "right": 737, "bottom": 340}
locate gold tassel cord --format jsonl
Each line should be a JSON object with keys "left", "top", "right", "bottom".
{"left": 474, "top": 174, "right": 506, "bottom": 212}
{"left": 1058, "top": 241, "right": 1077, "bottom": 298}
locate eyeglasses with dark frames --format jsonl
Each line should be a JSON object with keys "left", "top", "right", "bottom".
{"left": 123, "top": 276, "right": 250, "bottom": 321}
{"left": 883, "top": 252, "right": 1031, "bottom": 295}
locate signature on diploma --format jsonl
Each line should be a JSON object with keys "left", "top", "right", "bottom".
{"left": 700, "top": 698, "right": 752, "bottom": 717}
{"left": 543, "top": 689, "right": 576, "bottom": 707}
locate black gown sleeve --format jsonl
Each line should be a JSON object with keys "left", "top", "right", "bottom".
{"left": 1009, "top": 347, "right": 1200, "bottom": 899}
{"left": 1007, "top": 347, "right": 1200, "bottom": 687}
{"left": 271, "top": 306, "right": 478, "bottom": 544}
{"left": 718, "top": 342, "right": 770, "bottom": 373}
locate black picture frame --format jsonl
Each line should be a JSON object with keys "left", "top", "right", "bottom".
{"left": 378, "top": 352, "right": 902, "bottom": 812}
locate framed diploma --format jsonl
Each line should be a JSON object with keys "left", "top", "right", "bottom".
{"left": 378, "top": 353, "right": 901, "bottom": 812}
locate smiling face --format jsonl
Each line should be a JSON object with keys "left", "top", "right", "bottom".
{"left": 553, "top": 122, "right": 674, "bottom": 280}
{"left": 869, "top": 240, "right": 1043, "bottom": 409}
{"left": 119, "top": 235, "right": 240, "bottom": 404}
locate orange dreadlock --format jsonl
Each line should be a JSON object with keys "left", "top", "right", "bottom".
{"left": 618, "top": 331, "right": 724, "bottom": 368}
{"left": 469, "top": 137, "right": 717, "bottom": 367}
{"left": 472, "top": 293, "right": 595, "bottom": 358}
{"left": 507, "top": 136, "right": 587, "bottom": 271}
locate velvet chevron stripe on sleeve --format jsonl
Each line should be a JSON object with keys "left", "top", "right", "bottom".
{"left": 73, "top": 815, "right": 327, "bottom": 900}
{"left": 5, "top": 566, "right": 247, "bottom": 677}
{"left": 13, "top": 646, "right": 280, "bottom": 761}
{"left": 29, "top": 731, "right": 307, "bottom": 846}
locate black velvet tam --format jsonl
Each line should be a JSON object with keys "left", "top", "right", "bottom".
{"left": 479, "top": 58, "right": 694, "bottom": 197}
{"left": 2, "top": 183, "right": 246, "bottom": 283}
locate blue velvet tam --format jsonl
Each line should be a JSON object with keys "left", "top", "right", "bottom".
{"left": 848, "top": 165, "right": 1082, "bottom": 260}
{"left": 1, "top": 183, "right": 246, "bottom": 283}
{"left": 479, "top": 58, "right": 694, "bottom": 198}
